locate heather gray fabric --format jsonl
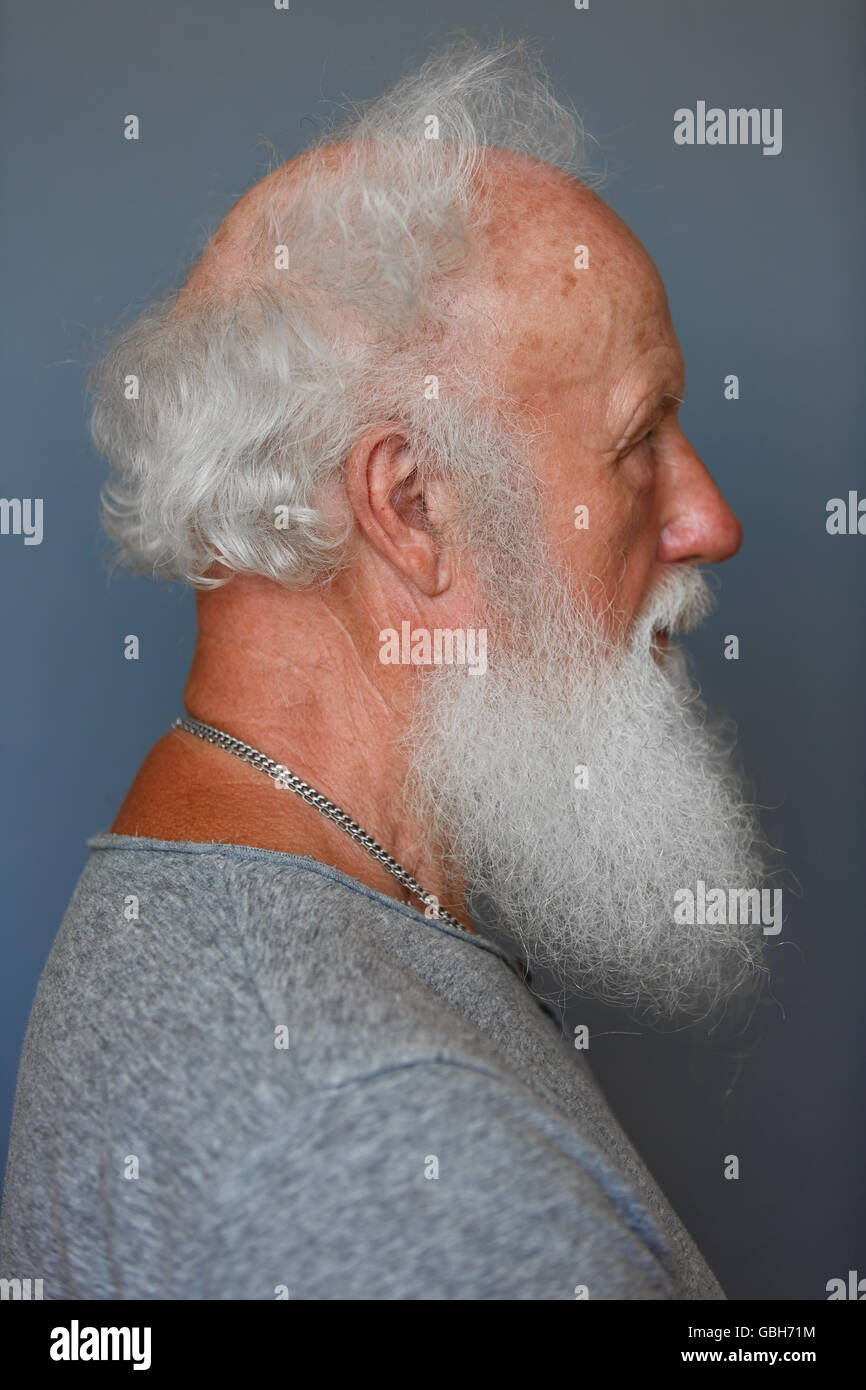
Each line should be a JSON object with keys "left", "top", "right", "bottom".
{"left": 0, "top": 832, "right": 725, "bottom": 1300}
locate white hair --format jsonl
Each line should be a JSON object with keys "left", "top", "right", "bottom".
{"left": 404, "top": 561, "right": 775, "bottom": 1024}
{"left": 88, "top": 39, "right": 590, "bottom": 587}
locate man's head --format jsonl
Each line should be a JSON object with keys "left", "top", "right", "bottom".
{"left": 90, "top": 39, "right": 773, "bottom": 1022}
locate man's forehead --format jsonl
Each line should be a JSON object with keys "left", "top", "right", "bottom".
{"left": 473, "top": 157, "right": 679, "bottom": 414}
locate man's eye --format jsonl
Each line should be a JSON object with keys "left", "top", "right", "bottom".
{"left": 615, "top": 420, "right": 662, "bottom": 469}
{"left": 618, "top": 432, "right": 657, "bottom": 491}
{"left": 625, "top": 420, "right": 661, "bottom": 455}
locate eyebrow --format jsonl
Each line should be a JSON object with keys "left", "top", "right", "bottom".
{"left": 651, "top": 390, "right": 686, "bottom": 415}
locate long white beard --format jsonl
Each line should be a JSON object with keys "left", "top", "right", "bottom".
{"left": 402, "top": 563, "right": 771, "bottom": 1022}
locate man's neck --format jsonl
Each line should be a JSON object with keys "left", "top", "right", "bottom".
{"left": 112, "top": 573, "right": 473, "bottom": 931}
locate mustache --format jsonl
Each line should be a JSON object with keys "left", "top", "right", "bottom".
{"left": 631, "top": 565, "right": 716, "bottom": 649}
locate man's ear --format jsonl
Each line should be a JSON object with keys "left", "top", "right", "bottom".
{"left": 343, "top": 428, "right": 455, "bottom": 597}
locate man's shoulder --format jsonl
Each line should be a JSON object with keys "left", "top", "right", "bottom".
{"left": 28, "top": 834, "right": 524, "bottom": 1094}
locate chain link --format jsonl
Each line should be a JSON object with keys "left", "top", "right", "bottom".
{"left": 171, "top": 713, "right": 469, "bottom": 934}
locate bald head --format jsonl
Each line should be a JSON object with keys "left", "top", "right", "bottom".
{"left": 179, "top": 137, "right": 649, "bottom": 344}
{"left": 175, "top": 137, "right": 673, "bottom": 492}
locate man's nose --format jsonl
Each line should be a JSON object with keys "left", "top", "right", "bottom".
{"left": 656, "top": 438, "right": 743, "bottom": 566}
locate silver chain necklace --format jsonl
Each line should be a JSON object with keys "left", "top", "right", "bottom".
{"left": 171, "top": 712, "right": 469, "bottom": 934}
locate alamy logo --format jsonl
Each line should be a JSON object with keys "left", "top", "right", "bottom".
{"left": 826, "top": 491, "right": 866, "bottom": 534}
{"left": 49, "top": 1320, "right": 152, "bottom": 1371}
{"left": 0, "top": 497, "right": 43, "bottom": 545}
{"left": 379, "top": 623, "right": 487, "bottom": 675}
{"left": 673, "top": 881, "right": 782, "bottom": 935}
{"left": 674, "top": 102, "right": 782, "bottom": 156}
{"left": 826, "top": 1270, "right": 866, "bottom": 1300}
{"left": 0, "top": 1277, "right": 43, "bottom": 1299}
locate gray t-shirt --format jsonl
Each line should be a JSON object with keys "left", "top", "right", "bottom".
{"left": 0, "top": 832, "right": 725, "bottom": 1300}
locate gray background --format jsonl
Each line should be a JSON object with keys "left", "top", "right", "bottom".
{"left": 1, "top": 0, "right": 863, "bottom": 1300}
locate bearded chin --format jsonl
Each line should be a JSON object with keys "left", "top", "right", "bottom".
{"left": 402, "top": 563, "right": 772, "bottom": 1024}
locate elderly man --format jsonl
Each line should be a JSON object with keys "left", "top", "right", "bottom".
{"left": 0, "top": 42, "right": 771, "bottom": 1300}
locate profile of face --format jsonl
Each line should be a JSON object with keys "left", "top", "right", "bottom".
{"left": 403, "top": 167, "right": 772, "bottom": 1024}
